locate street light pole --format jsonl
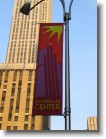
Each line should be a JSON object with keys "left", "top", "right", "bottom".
{"left": 65, "top": 13, "right": 71, "bottom": 130}
{"left": 60, "top": 0, "right": 73, "bottom": 130}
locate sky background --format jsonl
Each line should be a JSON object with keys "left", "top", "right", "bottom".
{"left": 0, "top": 0, "right": 97, "bottom": 130}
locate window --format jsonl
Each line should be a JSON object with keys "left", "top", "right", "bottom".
{"left": 11, "top": 89, "right": 15, "bottom": 96}
{"left": 32, "top": 57, "right": 34, "bottom": 63}
{"left": 8, "top": 113, "right": 12, "bottom": 121}
{"left": 24, "top": 124, "right": 28, "bottom": 130}
{"left": 13, "top": 72, "right": 17, "bottom": 81}
{"left": 27, "top": 92, "right": 31, "bottom": 98}
{"left": 0, "top": 72, "right": 3, "bottom": 88}
{"left": 16, "top": 96, "right": 20, "bottom": 101}
{"left": 25, "top": 116, "right": 28, "bottom": 121}
{"left": 4, "top": 72, "right": 9, "bottom": 82}
{"left": 19, "top": 72, "right": 23, "bottom": 80}
{"left": 25, "top": 108, "right": 29, "bottom": 113}
{"left": 32, "top": 116, "right": 35, "bottom": 122}
{"left": 9, "top": 107, "right": 13, "bottom": 113}
{"left": 3, "top": 85, "right": 7, "bottom": 89}
{"left": 16, "top": 92, "right": 21, "bottom": 107}
{"left": 0, "top": 81, "right": 1, "bottom": 89}
{"left": 18, "top": 80, "right": 22, "bottom": 86}
{"left": 18, "top": 82, "right": 22, "bottom": 89}
{"left": 13, "top": 126, "right": 17, "bottom": 130}
{"left": 0, "top": 117, "right": 2, "bottom": 121}
{"left": 2, "top": 91, "right": 6, "bottom": 101}
{"left": 14, "top": 116, "right": 18, "bottom": 121}
{"left": 7, "top": 126, "right": 11, "bottom": 130}
{"left": 28, "top": 72, "right": 32, "bottom": 81}
{"left": 27, "top": 83, "right": 31, "bottom": 96}
{"left": 27, "top": 83, "right": 31, "bottom": 92}
{"left": 12, "top": 88, "right": 15, "bottom": 93}
{"left": 15, "top": 106, "right": 19, "bottom": 113}
{"left": 10, "top": 99, "right": 14, "bottom": 106}
{"left": 27, "top": 91, "right": 30, "bottom": 97}
{"left": 31, "top": 124, "right": 35, "bottom": 130}
{"left": 18, "top": 88, "right": 21, "bottom": 93}
{"left": 12, "top": 83, "right": 16, "bottom": 88}
{"left": 26, "top": 98, "right": 30, "bottom": 107}
{"left": 0, "top": 107, "right": 4, "bottom": 113}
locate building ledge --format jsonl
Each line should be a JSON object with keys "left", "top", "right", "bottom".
{"left": 0, "top": 63, "right": 36, "bottom": 70}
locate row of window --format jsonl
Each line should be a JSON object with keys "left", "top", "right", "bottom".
{"left": 0, "top": 124, "right": 35, "bottom": 130}
{"left": 0, "top": 72, "right": 33, "bottom": 115}
{"left": 0, "top": 115, "right": 34, "bottom": 123}
{"left": 0, "top": 71, "right": 33, "bottom": 80}
{"left": 11, "top": 30, "right": 37, "bottom": 40}
{"left": 0, "top": 99, "right": 30, "bottom": 114}
{"left": 0, "top": 74, "right": 8, "bottom": 88}
{"left": 0, "top": 71, "right": 33, "bottom": 89}
{"left": 10, "top": 40, "right": 36, "bottom": 46}
{"left": 8, "top": 45, "right": 36, "bottom": 63}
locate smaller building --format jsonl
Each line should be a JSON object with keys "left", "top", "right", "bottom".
{"left": 87, "top": 116, "right": 97, "bottom": 130}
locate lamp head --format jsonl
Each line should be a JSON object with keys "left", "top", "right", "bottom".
{"left": 20, "top": 2, "right": 30, "bottom": 15}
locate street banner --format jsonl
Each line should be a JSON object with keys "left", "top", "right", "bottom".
{"left": 32, "top": 23, "right": 64, "bottom": 115}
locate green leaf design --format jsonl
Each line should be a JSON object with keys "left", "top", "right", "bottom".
{"left": 42, "top": 25, "right": 63, "bottom": 42}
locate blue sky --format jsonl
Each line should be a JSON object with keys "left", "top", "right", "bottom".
{"left": 52, "top": 0, "right": 97, "bottom": 130}
{"left": 0, "top": 0, "right": 97, "bottom": 130}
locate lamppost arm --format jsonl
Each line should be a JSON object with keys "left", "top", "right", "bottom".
{"left": 59, "top": 0, "right": 66, "bottom": 21}
{"left": 30, "top": 0, "right": 45, "bottom": 11}
{"left": 69, "top": 0, "right": 74, "bottom": 20}
{"left": 20, "top": 0, "right": 45, "bottom": 15}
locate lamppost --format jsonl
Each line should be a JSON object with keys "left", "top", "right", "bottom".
{"left": 20, "top": 0, "right": 74, "bottom": 131}
{"left": 60, "top": 0, "right": 74, "bottom": 130}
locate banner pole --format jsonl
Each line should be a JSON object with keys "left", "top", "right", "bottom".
{"left": 60, "top": 0, "right": 73, "bottom": 131}
{"left": 64, "top": 13, "right": 71, "bottom": 130}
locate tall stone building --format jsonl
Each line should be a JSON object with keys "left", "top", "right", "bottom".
{"left": 6, "top": 0, "right": 52, "bottom": 64}
{"left": 87, "top": 117, "right": 97, "bottom": 130}
{"left": 0, "top": 0, "right": 52, "bottom": 130}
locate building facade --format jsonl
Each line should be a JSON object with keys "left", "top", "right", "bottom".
{"left": 0, "top": 0, "right": 52, "bottom": 130}
{"left": 87, "top": 117, "right": 97, "bottom": 130}
{"left": 6, "top": 0, "right": 52, "bottom": 64}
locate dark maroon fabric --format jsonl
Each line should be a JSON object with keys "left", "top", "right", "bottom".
{"left": 32, "top": 23, "right": 64, "bottom": 115}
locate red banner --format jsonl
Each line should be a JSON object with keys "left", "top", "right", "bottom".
{"left": 32, "top": 23, "right": 64, "bottom": 115}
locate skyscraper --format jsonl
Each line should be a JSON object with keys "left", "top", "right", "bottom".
{"left": 0, "top": 0, "right": 52, "bottom": 130}
{"left": 6, "top": 0, "right": 52, "bottom": 64}
{"left": 87, "top": 117, "right": 97, "bottom": 130}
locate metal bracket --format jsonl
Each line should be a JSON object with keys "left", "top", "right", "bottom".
{"left": 64, "top": 13, "right": 71, "bottom": 22}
